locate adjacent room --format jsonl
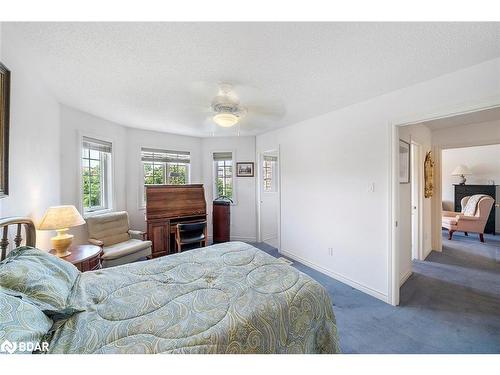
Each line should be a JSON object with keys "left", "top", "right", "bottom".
{"left": 0, "top": 21, "right": 499, "bottom": 355}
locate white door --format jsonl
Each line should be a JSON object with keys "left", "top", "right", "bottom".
{"left": 411, "top": 142, "right": 421, "bottom": 260}
{"left": 260, "top": 151, "right": 279, "bottom": 249}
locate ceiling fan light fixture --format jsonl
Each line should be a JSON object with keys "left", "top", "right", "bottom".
{"left": 213, "top": 113, "right": 238, "bottom": 127}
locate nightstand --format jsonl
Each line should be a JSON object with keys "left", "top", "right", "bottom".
{"left": 50, "top": 244, "right": 102, "bottom": 272}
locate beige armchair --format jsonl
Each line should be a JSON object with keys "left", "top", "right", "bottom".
{"left": 86, "top": 211, "right": 152, "bottom": 268}
{"left": 442, "top": 195, "right": 494, "bottom": 242}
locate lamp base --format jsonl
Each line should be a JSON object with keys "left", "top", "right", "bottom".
{"left": 51, "top": 229, "right": 73, "bottom": 258}
{"left": 459, "top": 175, "right": 467, "bottom": 185}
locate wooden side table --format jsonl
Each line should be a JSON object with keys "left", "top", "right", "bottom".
{"left": 50, "top": 244, "right": 102, "bottom": 272}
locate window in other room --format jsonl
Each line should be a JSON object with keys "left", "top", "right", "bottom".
{"left": 213, "top": 152, "right": 233, "bottom": 200}
{"left": 81, "top": 136, "right": 113, "bottom": 214}
{"left": 141, "top": 148, "right": 191, "bottom": 206}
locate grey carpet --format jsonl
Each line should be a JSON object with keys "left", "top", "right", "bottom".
{"left": 250, "top": 231, "right": 500, "bottom": 353}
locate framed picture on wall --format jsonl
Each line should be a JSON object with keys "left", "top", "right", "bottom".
{"left": 236, "top": 162, "right": 254, "bottom": 177}
{"left": 0, "top": 62, "right": 10, "bottom": 198}
{"left": 399, "top": 139, "right": 410, "bottom": 184}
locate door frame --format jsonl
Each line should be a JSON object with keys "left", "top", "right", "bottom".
{"left": 256, "top": 146, "right": 281, "bottom": 251}
{"left": 410, "top": 141, "right": 423, "bottom": 261}
{"left": 388, "top": 100, "right": 500, "bottom": 306}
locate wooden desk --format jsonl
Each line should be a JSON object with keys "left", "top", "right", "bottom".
{"left": 50, "top": 244, "right": 102, "bottom": 272}
{"left": 146, "top": 184, "right": 207, "bottom": 257}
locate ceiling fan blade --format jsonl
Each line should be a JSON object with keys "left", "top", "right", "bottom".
{"left": 245, "top": 104, "right": 286, "bottom": 118}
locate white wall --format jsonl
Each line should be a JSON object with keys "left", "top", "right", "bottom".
{"left": 257, "top": 57, "right": 500, "bottom": 302}
{"left": 201, "top": 136, "right": 257, "bottom": 242}
{"left": 442, "top": 144, "right": 500, "bottom": 232}
{"left": 398, "top": 124, "right": 432, "bottom": 282}
{"left": 59, "top": 105, "right": 254, "bottom": 242}
{"left": 60, "top": 105, "right": 128, "bottom": 244}
{"left": 125, "top": 128, "right": 202, "bottom": 230}
{"left": 0, "top": 27, "right": 61, "bottom": 249}
{"left": 432, "top": 119, "right": 500, "bottom": 149}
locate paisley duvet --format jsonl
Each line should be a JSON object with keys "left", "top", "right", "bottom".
{"left": 2, "top": 242, "right": 340, "bottom": 354}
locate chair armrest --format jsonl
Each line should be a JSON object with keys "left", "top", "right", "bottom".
{"left": 88, "top": 238, "right": 104, "bottom": 247}
{"left": 442, "top": 210, "right": 459, "bottom": 217}
{"left": 457, "top": 214, "right": 480, "bottom": 221}
{"left": 128, "top": 229, "right": 147, "bottom": 241}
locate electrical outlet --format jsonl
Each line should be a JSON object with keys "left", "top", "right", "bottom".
{"left": 328, "top": 247, "right": 334, "bottom": 256}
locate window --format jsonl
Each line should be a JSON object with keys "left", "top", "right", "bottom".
{"left": 263, "top": 155, "right": 277, "bottom": 192}
{"left": 141, "top": 148, "right": 190, "bottom": 205}
{"left": 213, "top": 152, "right": 233, "bottom": 200}
{"left": 81, "top": 137, "right": 113, "bottom": 214}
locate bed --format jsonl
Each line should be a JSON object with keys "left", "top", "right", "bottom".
{"left": 0, "top": 217, "right": 340, "bottom": 354}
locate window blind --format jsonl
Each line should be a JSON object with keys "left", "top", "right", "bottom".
{"left": 263, "top": 155, "right": 278, "bottom": 162}
{"left": 141, "top": 148, "right": 190, "bottom": 164}
{"left": 213, "top": 152, "right": 233, "bottom": 161}
{"left": 82, "top": 137, "right": 112, "bottom": 153}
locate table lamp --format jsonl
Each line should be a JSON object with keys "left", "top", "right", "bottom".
{"left": 39, "top": 205, "right": 86, "bottom": 257}
{"left": 452, "top": 165, "right": 472, "bottom": 185}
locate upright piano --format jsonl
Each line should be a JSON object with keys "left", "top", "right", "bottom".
{"left": 146, "top": 184, "right": 207, "bottom": 257}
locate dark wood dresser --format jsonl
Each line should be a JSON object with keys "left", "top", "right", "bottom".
{"left": 146, "top": 184, "right": 207, "bottom": 257}
{"left": 454, "top": 184, "right": 497, "bottom": 234}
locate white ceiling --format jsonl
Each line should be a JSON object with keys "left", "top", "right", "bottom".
{"left": 4, "top": 22, "right": 500, "bottom": 137}
{"left": 421, "top": 106, "right": 500, "bottom": 131}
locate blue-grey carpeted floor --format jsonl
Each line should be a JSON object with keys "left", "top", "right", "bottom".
{"left": 250, "top": 230, "right": 500, "bottom": 353}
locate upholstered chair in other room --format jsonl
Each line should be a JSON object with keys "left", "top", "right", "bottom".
{"left": 87, "top": 211, "right": 152, "bottom": 267}
{"left": 442, "top": 195, "right": 494, "bottom": 242}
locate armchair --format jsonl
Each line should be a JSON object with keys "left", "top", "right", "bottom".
{"left": 442, "top": 195, "right": 494, "bottom": 242}
{"left": 87, "top": 211, "right": 152, "bottom": 268}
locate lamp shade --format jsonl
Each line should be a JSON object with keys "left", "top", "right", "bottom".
{"left": 38, "top": 205, "right": 85, "bottom": 230}
{"left": 452, "top": 165, "right": 472, "bottom": 176}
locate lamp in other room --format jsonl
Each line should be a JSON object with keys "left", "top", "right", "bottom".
{"left": 452, "top": 165, "right": 472, "bottom": 185}
{"left": 39, "top": 205, "right": 86, "bottom": 257}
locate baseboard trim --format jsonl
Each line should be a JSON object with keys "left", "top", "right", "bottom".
{"left": 231, "top": 236, "right": 257, "bottom": 242}
{"left": 399, "top": 269, "right": 413, "bottom": 287}
{"left": 279, "top": 249, "right": 389, "bottom": 303}
{"left": 207, "top": 235, "right": 256, "bottom": 243}
{"left": 262, "top": 234, "right": 278, "bottom": 242}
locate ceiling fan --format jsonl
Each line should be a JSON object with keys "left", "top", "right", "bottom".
{"left": 211, "top": 83, "right": 247, "bottom": 128}
{"left": 190, "top": 82, "right": 285, "bottom": 130}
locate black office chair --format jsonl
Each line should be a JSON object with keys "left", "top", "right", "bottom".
{"left": 175, "top": 221, "right": 207, "bottom": 253}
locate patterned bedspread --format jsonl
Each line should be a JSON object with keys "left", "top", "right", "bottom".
{"left": 49, "top": 242, "right": 340, "bottom": 353}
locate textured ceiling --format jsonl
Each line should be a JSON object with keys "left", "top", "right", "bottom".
{"left": 422, "top": 106, "right": 500, "bottom": 131}
{"left": 3, "top": 22, "right": 500, "bottom": 137}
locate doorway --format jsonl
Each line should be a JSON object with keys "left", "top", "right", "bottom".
{"left": 258, "top": 150, "right": 280, "bottom": 249}
{"left": 390, "top": 103, "right": 500, "bottom": 306}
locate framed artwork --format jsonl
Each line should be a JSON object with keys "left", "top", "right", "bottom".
{"left": 0, "top": 62, "right": 10, "bottom": 198}
{"left": 236, "top": 162, "right": 254, "bottom": 177}
{"left": 399, "top": 139, "right": 410, "bottom": 184}
{"left": 424, "top": 151, "right": 434, "bottom": 198}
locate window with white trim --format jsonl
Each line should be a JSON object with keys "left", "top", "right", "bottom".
{"left": 263, "top": 155, "right": 277, "bottom": 192}
{"left": 213, "top": 152, "right": 233, "bottom": 200}
{"left": 141, "top": 148, "right": 191, "bottom": 205}
{"left": 81, "top": 137, "right": 113, "bottom": 214}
